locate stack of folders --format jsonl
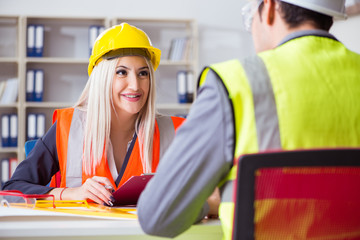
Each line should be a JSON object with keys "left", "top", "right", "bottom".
{"left": 176, "top": 71, "right": 194, "bottom": 104}
{"left": 26, "top": 69, "right": 44, "bottom": 102}
{"left": 0, "top": 157, "right": 17, "bottom": 188}
{"left": 1, "top": 114, "right": 17, "bottom": 147}
{"left": 27, "top": 113, "right": 45, "bottom": 141}
{"left": 89, "top": 25, "right": 105, "bottom": 56}
{"left": 27, "top": 24, "right": 44, "bottom": 57}
{"left": 168, "top": 37, "right": 192, "bottom": 62}
{"left": 0, "top": 78, "right": 18, "bottom": 104}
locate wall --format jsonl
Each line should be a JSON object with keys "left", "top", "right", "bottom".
{"left": 331, "top": 15, "right": 360, "bottom": 53}
{"left": 0, "top": 0, "right": 359, "bottom": 73}
{"left": 0, "top": 0, "right": 254, "bottom": 72}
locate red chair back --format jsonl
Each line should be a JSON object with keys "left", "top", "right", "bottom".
{"left": 232, "top": 149, "right": 360, "bottom": 240}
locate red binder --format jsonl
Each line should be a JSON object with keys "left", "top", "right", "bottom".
{"left": 112, "top": 174, "right": 154, "bottom": 206}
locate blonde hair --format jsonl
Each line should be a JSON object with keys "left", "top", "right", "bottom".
{"left": 74, "top": 55, "right": 156, "bottom": 175}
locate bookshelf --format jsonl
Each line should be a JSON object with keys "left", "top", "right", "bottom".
{"left": 0, "top": 16, "right": 20, "bottom": 173}
{"left": 0, "top": 15, "right": 198, "bottom": 164}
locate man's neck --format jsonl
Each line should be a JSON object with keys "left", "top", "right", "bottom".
{"left": 273, "top": 23, "right": 319, "bottom": 49}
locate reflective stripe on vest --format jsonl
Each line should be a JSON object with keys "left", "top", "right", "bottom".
{"left": 157, "top": 115, "right": 175, "bottom": 159}
{"left": 205, "top": 56, "right": 281, "bottom": 203}
{"left": 66, "top": 108, "right": 85, "bottom": 187}
{"left": 200, "top": 56, "right": 281, "bottom": 240}
{"left": 242, "top": 56, "right": 281, "bottom": 151}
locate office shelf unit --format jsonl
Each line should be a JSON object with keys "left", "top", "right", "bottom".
{"left": 0, "top": 16, "right": 198, "bottom": 162}
{"left": 0, "top": 16, "right": 22, "bottom": 164}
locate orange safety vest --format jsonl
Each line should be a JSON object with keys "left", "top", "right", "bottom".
{"left": 50, "top": 108, "right": 184, "bottom": 189}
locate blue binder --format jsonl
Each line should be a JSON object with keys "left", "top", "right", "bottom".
{"left": 1, "top": 158, "right": 10, "bottom": 187}
{"left": 34, "top": 69, "right": 44, "bottom": 102}
{"left": 89, "top": 25, "right": 104, "bottom": 56}
{"left": 27, "top": 113, "right": 37, "bottom": 141}
{"left": 1, "top": 114, "right": 10, "bottom": 147}
{"left": 36, "top": 114, "right": 45, "bottom": 139}
{"left": 27, "top": 24, "right": 44, "bottom": 57}
{"left": 26, "top": 69, "right": 43, "bottom": 102}
{"left": 176, "top": 71, "right": 194, "bottom": 103}
{"left": 9, "top": 114, "right": 17, "bottom": 147}
{"left": 34, "top": 25, "right": 44, "bottom": 57}
{"left": 27, "top": 24, "right": 36, "bottom": 57}
{"left": 186, "top": 71, "right": 194, "bottom": 103}
{"left": 177, "top": 71, "right": 187, "bottom": 103}
{"left": 27, "top": 113, "right": 46, "bottom": 141}
{"left": 26, "top": 69, "right": 35, "bottom": 101}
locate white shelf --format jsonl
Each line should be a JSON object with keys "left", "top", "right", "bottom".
{"left": 0, "top": 103, "right": 18, "bottom": 108}
{"left": 0, "top": 57, "right": 18, "bottom": 63}
{"left": 0, "top": 147, "right": 18, "bottom": 153}
{"left": 26, "top": 57, "right": 88, "bottom": 64}
{"left": 25, "top": 102, "right": 74, "bottom": 108}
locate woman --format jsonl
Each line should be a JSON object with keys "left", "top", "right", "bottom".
{"left": 3, "top": 23, "right": 184, "bottom": 206}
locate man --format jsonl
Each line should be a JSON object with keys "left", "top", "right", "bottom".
{"left": 138, "top": 0, "right": 360, "bottom": 239}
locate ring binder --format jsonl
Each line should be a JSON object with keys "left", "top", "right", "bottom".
{"left": 34, "top": 70, "right": 44, "bottom": 102}
{"left": 35, "top": 25, "right": 44, "bottom": 57}
{"left": 1, "top": 114, "right": 10, "bottom": 147}
{"left": 89, "top": 25, "right": 105, "bottom": 56}
{"left": 177, "top": 71, "right": 187, "bottom": 103}
{"left": 26, "top": 70, "right": 35, "bottom": 101}
{"left": 27, "top": 24, "right": 35, "bottom": 57}
{"left": 9, "top": 114, "right": 17, "bottom": 147}
{"left": 27, "top": 113, "right": 37, "bottom": 141}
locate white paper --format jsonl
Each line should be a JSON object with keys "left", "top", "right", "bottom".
{"left": 1, "top": 78, "right": 18, "bottom": 104}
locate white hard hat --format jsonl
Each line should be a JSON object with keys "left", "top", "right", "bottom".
{"left": 280, "top": 0, "right": 347, "bottom": 19}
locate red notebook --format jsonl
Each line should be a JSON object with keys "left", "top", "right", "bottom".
{"left": 112, "top": 174, "right": 154, "bottom": 206}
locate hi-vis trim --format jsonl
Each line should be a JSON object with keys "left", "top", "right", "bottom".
{"left": 241, "top": 56, "right": 281, "bottom": 151}
{"left": 220, "top": 56, "right": 282, "bottom": 203}
{"left": 66, "top": 108, "right": 85, "bottom": 187}
{"left": 220, "top": 180, "right": 234, "bottom": 202}
{"left": 65, "top": 110, "right": 175, "bottom": 187}
{"left": 156, "top": 115, "right": 175, "bottom": 159}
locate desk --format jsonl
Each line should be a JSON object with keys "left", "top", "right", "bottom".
{"left": 0, "top": 208, "right": 222, "bottom": 240}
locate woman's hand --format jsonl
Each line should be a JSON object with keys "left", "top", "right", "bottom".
{"left": 55, "top": 176, "right": 115, "bottom": 206}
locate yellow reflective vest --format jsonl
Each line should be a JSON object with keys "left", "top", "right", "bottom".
{"left": 199, "top": 34, "right": 360, "bottom": 240}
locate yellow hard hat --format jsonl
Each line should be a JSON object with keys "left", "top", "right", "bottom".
{"left": 88, "top": 23, "right": 161, "bottom": 76}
